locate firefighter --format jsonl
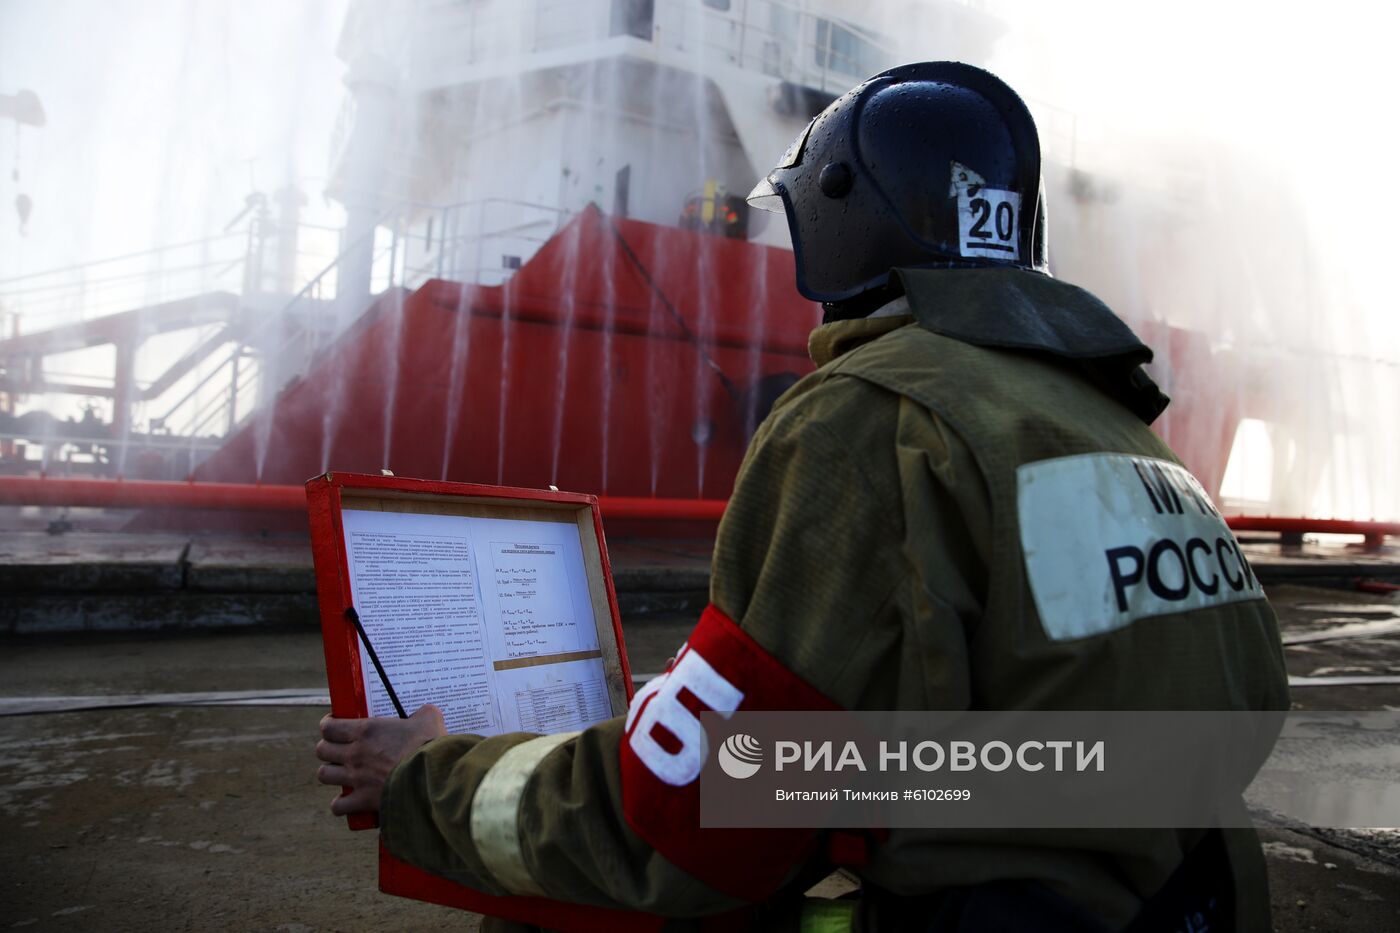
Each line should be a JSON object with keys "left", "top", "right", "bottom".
{"left": 315, "top": 62, "right": 1288, "bottom": 931}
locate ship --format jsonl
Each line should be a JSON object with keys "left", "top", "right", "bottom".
{"left": 0, "top": 0, "right": 1394, "bottom": 543}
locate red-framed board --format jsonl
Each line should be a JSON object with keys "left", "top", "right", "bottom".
{"left": 306, "top": 471, "right": 665, "bottom": 931}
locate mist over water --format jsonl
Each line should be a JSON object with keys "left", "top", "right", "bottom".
{"left": 872, "top": 0, "right": 1399, "bottom": 521}
{"left": 985, "top": 0, "right": 1400, "bottom": 522}
{"left": 0, "top": 0, "right": 1394, "bottom": 524}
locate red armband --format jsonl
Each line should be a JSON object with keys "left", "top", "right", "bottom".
{"left": 619, "top": 605, "right": 841, "bottom": 901}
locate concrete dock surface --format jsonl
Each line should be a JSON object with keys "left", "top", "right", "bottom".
{"left": 1, "top": 529, "right": 1397, "bottom": 635}
{"left": 3, "top": 532, "right": 1400, "bottom": 930}
{"left": 0, "top": 532, "right": 712, "bottom": 635}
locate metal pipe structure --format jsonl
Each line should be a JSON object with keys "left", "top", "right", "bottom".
{"left": 0, "top": 476, "right": 1394, "bottom": 536}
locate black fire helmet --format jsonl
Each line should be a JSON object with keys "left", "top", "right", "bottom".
{"left": 748, "top": 61, "right": 1049, "bottom": 305}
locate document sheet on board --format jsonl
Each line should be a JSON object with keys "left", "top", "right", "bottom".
{"left": 339, "top": 508, "right": 612, "bottom": 735}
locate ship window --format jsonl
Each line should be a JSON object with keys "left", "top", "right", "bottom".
{"left": 702, "top": 0, "right": 731, "bottom": 10}
{"left": 814, "top": 19, "right": 880, "bottom": 78}
{"left": 610, "top": 0, "right": 655, "bottom": 40}
{"left": 614, "top": 165, "right": 631, "bottom": 218}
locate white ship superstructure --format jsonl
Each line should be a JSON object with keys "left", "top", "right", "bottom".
{"left": 328, "top": 0, "right": 1004, "bottom": 292}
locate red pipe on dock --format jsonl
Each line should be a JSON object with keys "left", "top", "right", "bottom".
{"left": 1222, "top": 515, "right": 1400, "bottom": 539}
{"left": 0, "top": 475, "right": 730, "bottom": 521}
{"left": 0, "top": 476, "right": 305, "bottom": 511}
{"left": 0, "top": 475, "right": 1393, "bottom": 536}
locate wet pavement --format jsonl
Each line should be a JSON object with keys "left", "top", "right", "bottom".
{"left": 3, "top": 583, "right": 1400, "bottom": 930}
{"left": 0, "top": 620, "right": 692, "bottom": 932}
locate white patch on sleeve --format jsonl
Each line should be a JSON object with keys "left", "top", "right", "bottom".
{"left": 951, "top": 161, "right": 1020, "bottom": 262}
{"left": 1017, "top": 454, "right": 1264, "bottom": 642}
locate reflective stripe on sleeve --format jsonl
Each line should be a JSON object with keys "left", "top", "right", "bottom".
{"left": 801, "top": 900, "right": 857, "bottom": 933}
{"left": 469, "top": 731, "right": 580, "bottom": 896}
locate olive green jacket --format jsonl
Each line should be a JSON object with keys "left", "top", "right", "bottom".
{"left": 380, "top": 267, "right": 1288, "bottom": 930}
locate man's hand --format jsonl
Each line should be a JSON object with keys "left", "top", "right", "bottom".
{"left": 315, "top": 704, "right": 447, "bottom": 816}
